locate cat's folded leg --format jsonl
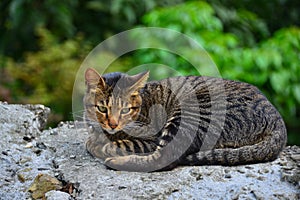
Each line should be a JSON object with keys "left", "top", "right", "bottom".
{"left": 86, "top": 138, "right": 133, "bottom": 160}
{"left": 104, "top": 155, "right": 157, "bottom": 172}
{"left": 86, "top": 132, "right": 128, "bottom": 159}
{"left": 104, "top": 147, "right": 171, "bottom": 172}
{"left": 104, "top": 155, "right": 179, "bottom": 172}
{"left": 86, "top": 135, "right": 109, "bottom": 159}
{"left": 104, "top": 142, "right": 182, "bottom": 172}
{"left": 105, "top": 155, "right": 143, "bottom": 172}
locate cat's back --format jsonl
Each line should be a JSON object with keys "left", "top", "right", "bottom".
{"left": 147, "top": 75, "right": 281, "bottom": 122}
{"left": 144, "top": 75, "right": 264, "bottom": 101}
{"left": 142, "top": 75, "right": 284, "bottom": 137}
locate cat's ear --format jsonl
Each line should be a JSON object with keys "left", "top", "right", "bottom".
{"left": 85, "top": 68, "right": 105, "bottom": 88}
{"left": 128, "top": 71, "right": 149, "bottom": 92}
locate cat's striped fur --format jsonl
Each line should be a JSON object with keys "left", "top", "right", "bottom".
{"left": 84, "top": 68, "right": 287, "bottom": 172}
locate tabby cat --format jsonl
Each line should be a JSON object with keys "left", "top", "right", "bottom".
{"left": 84, "top": 68, "right": 287, "bottom": 172}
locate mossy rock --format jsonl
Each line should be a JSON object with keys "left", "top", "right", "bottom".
{"left": 28, "top": 174, "right": 62, "bottom": 199}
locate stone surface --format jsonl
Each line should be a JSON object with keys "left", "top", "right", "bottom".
{"left": 45, "top": 190, "right": 71, "bottom": 200}
{"left": 0, "top": 102, "right": 52, "bottom": 199}
{"left": 0, "top": 102, "right": 299, "bottom": 199}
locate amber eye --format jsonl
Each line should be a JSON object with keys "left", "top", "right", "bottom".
{"left": 120, "top": 107, "right": 131, "bottom": 114}
{"left": 96, "top": 105, "right": 107, "bottom": 113}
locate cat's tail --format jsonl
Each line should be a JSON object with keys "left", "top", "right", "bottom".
{"left": 182, "top": 118, "right": 287, "bottom": 166}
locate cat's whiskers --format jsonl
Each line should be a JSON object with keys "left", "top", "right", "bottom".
{"left": 72, "top": 114, "right": 85, "bottom": 120}
{"left": 71, "top": 110, "right": 86, "bottom": 119}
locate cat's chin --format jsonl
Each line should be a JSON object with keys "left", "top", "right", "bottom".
{"left": 104, "top": 129, "right": 119, "bottom": 135}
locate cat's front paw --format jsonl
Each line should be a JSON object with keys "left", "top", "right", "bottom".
{"left": 104, "top": 155, "right": 149, "bottom": 172}
{"left": 104, "top": 156, "right": 135, "bottom": 171}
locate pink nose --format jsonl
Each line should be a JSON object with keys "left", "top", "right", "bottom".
{"left": 108, "top": 118, "right": 118, "bottom": 129}
{"left": 109, "top": 123, "right": 118, "bottom": 129}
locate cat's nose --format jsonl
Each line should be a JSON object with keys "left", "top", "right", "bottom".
{"left": 109, "top": 123, "right": 118, "bottom": 129}
{"left": 108, "top": 118, "right": 118, "bottom": 129}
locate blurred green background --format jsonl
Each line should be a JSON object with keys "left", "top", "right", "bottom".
{"left": 0, "top": 0, "right": 299, "bottom": 145}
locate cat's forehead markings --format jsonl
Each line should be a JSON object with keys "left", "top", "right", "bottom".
{"left": 107, "top": 96, "right": 122, "bottom": 107}
{"left": 102, "top": 100, "right": 107, "bottom": 106}
{"left": 107, "top": 97, "right": 112, "bottom": 107}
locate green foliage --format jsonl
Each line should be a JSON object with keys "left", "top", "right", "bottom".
{"left": 133, "top": 2, "right": 239, "bottom": 72}
{"left": 207, "top": 0, "right": 300, "bottom": 33}
{"left": 5, "top": 28, "right": 89, "bottom": 124}
{"left": 144, "top": 1, "right": 222, "bottom": 32}
{"left": 0, "top": 0, "right": 76, "bottom": 58}
{"left": 262, "top": 28, "right": 300, "bottom": 117}
{"left": 211, "top": 3, "right": 269, "bottom": 46}
{"left": 0, "top": 0, "right": 184, "bottom": 59}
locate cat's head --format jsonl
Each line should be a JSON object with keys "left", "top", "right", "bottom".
{"left": 84, "top": 68, "right": 149, "bottom": 134}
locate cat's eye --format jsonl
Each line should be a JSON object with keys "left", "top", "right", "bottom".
{"left": 96, "top": 105, "right": 107, "bottom": 113}
{"left": 120, "top": 107, "right": 131, "bottom": 114}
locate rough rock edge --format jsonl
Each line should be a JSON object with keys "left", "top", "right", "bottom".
{"left": 22, "top": 104, "right": 51, "bottom": 131}
{"left": 0, "top": 103, "right": 299, "bottom": 200}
